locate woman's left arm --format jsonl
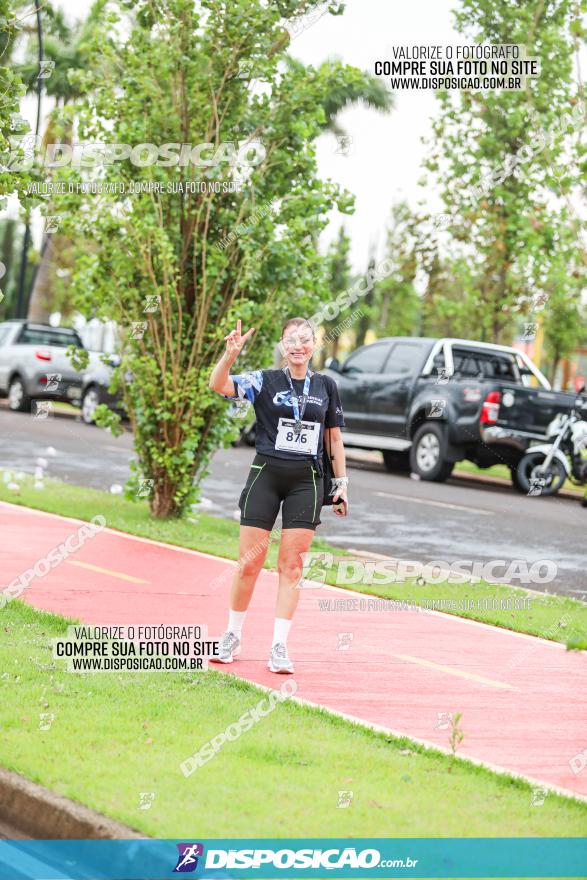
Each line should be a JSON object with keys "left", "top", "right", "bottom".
{"left": 325, "top": 426, "right": 348, "bottom": 516}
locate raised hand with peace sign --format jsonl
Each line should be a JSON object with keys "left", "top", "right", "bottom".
{"left": 224, "top": 319, "right": 255, "bottom": 364}
{"left": 209, "top": 319, "right": 256, "bottom": 397}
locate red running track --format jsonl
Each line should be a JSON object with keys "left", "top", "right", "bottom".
{"left": 1, "top": 500, "right": 586, "bottom": 801}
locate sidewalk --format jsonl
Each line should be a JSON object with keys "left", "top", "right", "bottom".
{"left": 1, "top": 499, "right": 586, "bottom": 801}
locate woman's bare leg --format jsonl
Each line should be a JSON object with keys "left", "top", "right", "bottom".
{"left": 213, "top": 526, "right": 273, "bottom": 663}
{"left": 275, "top": 527, "right": 315, "bottom": 618}
{"left": 267, "top": 527, "right": 315, "bottom": 672}
{"left": 230, "top": 525, "right": 272, "bottom": 610}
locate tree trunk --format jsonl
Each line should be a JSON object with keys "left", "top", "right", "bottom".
{"left": 550, "top": 354, "right": 560, "bottom": 388}
{"left": 28, "top": 115, "right": 74, "bottom": 322}
{"left": 380, "top": 290, "right": 390, "bottom": 329}
{"left": 27, "top": 235, "right": 53, "bottom": 322}
{"left": 150, "top": 474, "right": 181, "bottom": 518}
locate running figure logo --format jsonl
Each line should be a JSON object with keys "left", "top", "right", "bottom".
{"left": 173, "top": 843, "right": 204, "bottom": 872}
{"left": 297, "top": 551, "right": 333, "bottom": 588}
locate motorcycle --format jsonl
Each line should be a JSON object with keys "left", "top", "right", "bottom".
{"left": 517, "top": 389, "right": 587, "bottom": 497}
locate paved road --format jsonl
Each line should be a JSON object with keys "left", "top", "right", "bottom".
{"left": 1, "top": 407, "right": 585, "bottom": 598}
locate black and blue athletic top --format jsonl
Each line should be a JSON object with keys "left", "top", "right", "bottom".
{"left": 224, "top": 368, "right": 345, "bottom": 460}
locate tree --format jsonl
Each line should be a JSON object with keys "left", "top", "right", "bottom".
{"left": 0, "top": 0, "right": 35, "bottom": 204}
{"left": 424, "top": 0, "right": 585, "bottom": 344}
{"left": 373, "top": 201, "right": 421, "bottom": 338}
{"left": 539, "top": 211, "right": 586, "bottom": 383}
{"left": 19, "top": 0, "right": 109, "bottom": 320}
{"left": 0, "top": 217, "right": 34, "bottom": 317}
{"left": 316, "top": 225, "right": 353, "bottom": 366}
{"left": 0, "top": 0, "right": 40, "bottom": 313}
{"left": 0, "top": 1, "right": 83, "bottom": 316}
{"left": 55, "top": 0, "right": 391, "bottom": 518}
{"left": 354, "top": 253, "right": 377, "bottom": 348}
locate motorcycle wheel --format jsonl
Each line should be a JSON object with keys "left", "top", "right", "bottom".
{"left": 510, "top": 466, "right": 527, "bottom": 493}
{"left": 516, "top": 451, "right": 567, "bottom": 497}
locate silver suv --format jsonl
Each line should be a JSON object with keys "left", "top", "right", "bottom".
{"left": 0, "top": 320, "right": 85, "bottom": 411}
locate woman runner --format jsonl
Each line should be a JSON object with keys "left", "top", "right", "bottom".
{"left": 208, "top": 317, "right": 348, "bottom": 673}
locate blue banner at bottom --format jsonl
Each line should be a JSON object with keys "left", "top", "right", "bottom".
{"left": 0, "top": 838, "right": 585, "bottom": 879}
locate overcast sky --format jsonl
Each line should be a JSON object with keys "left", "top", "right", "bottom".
{"left": 14, "top": 0, "right": 585, "bottom": 271}
{"left": 290, "top": 0, "right": 456, "bottom": 268}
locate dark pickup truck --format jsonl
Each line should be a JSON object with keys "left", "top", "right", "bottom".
{"left": 324, "top": 336, "right": 575, "bottom": 488}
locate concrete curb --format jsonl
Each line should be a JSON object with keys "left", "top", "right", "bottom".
{"left": 345, "top": 448, "right": 581, "bottom": 500}
{"left": 0, "top": 767, "right": 144, "bottom": 839}
{"left": 451, "top": 467, "right": 580, "bottom": 499}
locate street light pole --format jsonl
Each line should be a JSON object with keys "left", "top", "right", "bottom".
{"left": 14, "top": 0, "right": 43, "bottom": 319}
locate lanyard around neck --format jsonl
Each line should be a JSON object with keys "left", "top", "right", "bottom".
{"left": 283, "top": 367, "right": 313, "bottom": 423}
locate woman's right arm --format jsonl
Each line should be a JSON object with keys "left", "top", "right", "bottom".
{"left": 209, "top": 320, "right": 255, "bottom": 396}
{"left": 209, "top": 351, "right": 239, "bottom": 397}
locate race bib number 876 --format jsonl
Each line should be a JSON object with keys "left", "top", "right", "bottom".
{"left": 275, "top": 418, "right": 319, "bottom": 455}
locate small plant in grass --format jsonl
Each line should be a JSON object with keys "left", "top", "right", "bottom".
{"left": 448, "top": 711, "right": 465, "bottom": 770}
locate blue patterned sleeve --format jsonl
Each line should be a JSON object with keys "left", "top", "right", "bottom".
{"left": 223, "top": 370, "right": 264, "bottom": 403}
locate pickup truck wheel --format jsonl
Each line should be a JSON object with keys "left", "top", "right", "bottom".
{"left": 410, "top": 422, "right": 454, "bottom": 482}
{"left": 8, "top": 376, "right": 30, "bottom": 412}
{"left": 382, "top": 450, "right": 411, "bottom": 473}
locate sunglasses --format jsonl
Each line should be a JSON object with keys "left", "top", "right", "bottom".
{"left": 281, "top": 335, "right": 314, "bottom": 348}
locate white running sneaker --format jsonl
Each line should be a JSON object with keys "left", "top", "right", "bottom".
{"left": 268, "top": 642, "right": 294, "bottom": 674}
{"left": 211, "top": 631, "right": 241, "bottom": 664}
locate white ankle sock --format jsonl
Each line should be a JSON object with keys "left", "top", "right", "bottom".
{"left": 272, "top": 617, "right": 292, "bottom": 647}
{"left": 228, "top": 609, "right": 247, "bottom": 638}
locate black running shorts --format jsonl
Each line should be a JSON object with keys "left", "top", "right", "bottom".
{"left": 238, "top": 453, "right": 324, "bottom": 531}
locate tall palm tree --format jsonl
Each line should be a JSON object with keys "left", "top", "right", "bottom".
{"left": 17, "top": 1, "right": 108, "bottom": 321}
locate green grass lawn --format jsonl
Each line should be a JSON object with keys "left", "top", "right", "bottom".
{"left": 1, "top": 471, "right": 586, "bottom": 649}
{"left": 1, "top": 601, "right": 586, "bottom": 840}
{"left": 454, "top": 460, "right": 585, "bottom": 497}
